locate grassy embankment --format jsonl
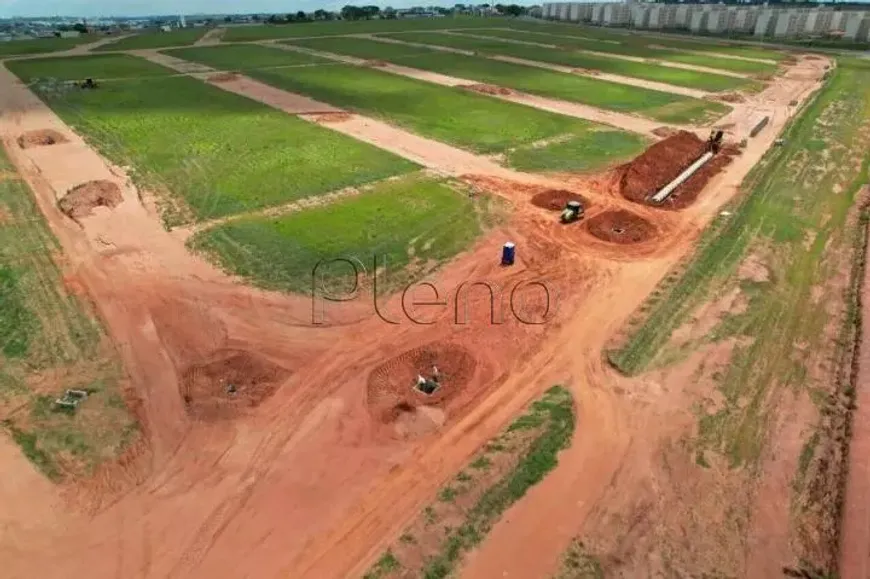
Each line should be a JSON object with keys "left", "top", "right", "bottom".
{"left": 363, "top": 385, "right": 575, "bottom": 579}
{"left": 0, "top": 148, "right": 136, "bottom": 481}
{"left": 381, "top": 31, "right": 761, "bottom": 93}
{"left": 174, "top": 44, "right": 648, "bottom": 171}
{"left": 7, "top": 54, "right": 416, "bottom": 227}
{"left": 284, "top": 36, "right": 729, "bottom": 125}
{"left": 190, "top": 174, "right": 501, "bottom": 294}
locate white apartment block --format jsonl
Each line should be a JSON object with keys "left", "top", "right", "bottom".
{"left": 541, "top": 2, "right": 870, "bottom": 42}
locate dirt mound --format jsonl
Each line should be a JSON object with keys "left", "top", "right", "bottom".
{"left": 804, "top": 55, "right": 823, "bottom": 61}
{"left": 207, "top": 72, "right": 240, "bottom": 82}
{"left": 58, "top": 180, "right": 122, "bottom": 220}
{"left": 309, "top": 112, "right": 353, "bottom": 123}
{"left": 716, "top": 92, "right": 745, "bottom": 103}
{"left": 573, "top": 68, "right": 600, "bottom": 76}
{"left": 615, "top": 130, "right": 708, "bottom": 205}
{"left": 18, "top": 129, "right": 68, "bottom": 149}
{"left": 586, "top": 209, "right": 656, "bottom": 244}
{"left": 652, "top": 127, "right": 679, "bottom": 138}
{"left": 366, "top": 59, "right": 390, "bottom": 67}
{"left": 367, "top": 342, "right": 476, "bottom": 439}
{"left": 530, "top": 189, "right": 589, "bottom": 212}
{"left": 463, "top": 83, "right": 512, "bottom": 96}
{"left": 180, "top": 349, "right": 291, "bottom": 420}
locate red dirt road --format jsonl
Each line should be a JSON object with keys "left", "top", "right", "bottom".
{"left": 0, "top": 55, "right": 828, "bottom": 579}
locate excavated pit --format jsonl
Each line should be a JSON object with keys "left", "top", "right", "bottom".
{"left": 308, "top": 112, "right": 354, "bottom": 123}
{"left": 18, "top": 129, "right": 68, "bottom": 149}
{"left": 58, "top": 180, "right": 122, "bottom": 221}
{"left": 586, "top": 209, "right": 656, "bottom": 245}
{"left": 530, "top": 189, "right": 590, "bottom": 212}
{"left": 463, "top": 83, "right": 513, "bottom": 96}
{"left": 614, "top": 131, "right": 737, "bottom": 210}
{"left": 367, "top": 342, "right": 476, "bottom": 439}
{"left": 180, "top": 349, "right": 291, "bottom": 420}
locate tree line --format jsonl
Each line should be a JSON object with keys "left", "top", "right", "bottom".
{"left": 256, "top": 4, "right": 530, "bottom": 24}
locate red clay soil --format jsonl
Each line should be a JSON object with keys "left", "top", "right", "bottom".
{"left": 717, "top": 92, "right": 746, "bottom": 103}
{"left": 530, "top": 189, "right": 590, "bottom": 212}
{"left": 586, "top": 209, "right": 656, "bottom": 244}
{"left": 573, "top": 68, "right": 601, "bottom": 76}
{"left": 463, "top": 83, "right": 513, "bottom": 96}
{"left": 17, "top": 129, "right": 68, "bottom": 149}
{"left": 180, "top": 349, "right": 292, "bottom": 420}
{"left": 366, "top": 60, "right": 390, "bottom": 67}
{"left": 58, "top": 180, "right": 122, "bottom": 220}
{"left": 652, "top": 127, "right": 679, "bottom": 138}
{"left": 660, "top": 145, "right": 739, "bottom": 210}
{"left": 309, "top": 112, "right": 354, "bottom": 123}
{"left": 615, "top": 130, "right": 708, "bottom": 205}
{"left": 367, "top": 342, "right": 476, "bottom": 437}
{"left": 207, "top": 72, "right": 240, "bottom": 82}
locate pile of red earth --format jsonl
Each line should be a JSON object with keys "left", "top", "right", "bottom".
{"left": 180, "top": 349, "right": 291, "bottom": 420}
{"left": 309, "top": 112, "right": 354, "bottom": 123}
{"left": 615, "top": 130, "right": 708, "bottom": 206}
{"left": 58, "top": 180, "right": 123, "bottom": 220}
{"left": 207, "top": 72, "right": 240, "bottom": 83}
{"left": 586, "top": 209, "right": 656, "bottom": 245}
{"left": 18, "top": 129, "right": 68, "bottom": 149}
{"left": 717, "top": 92, "right": 745, "bottom": 103}
{"left": 366, "top": 59, "right": 390, "bottom": 67}
{"left": 530, "top": 189, "right": 589, "bottom": 212}
{"left": 464, "top": 83, "right": 512, "bottom": 96}
{"left": 367, "top": 342, "right": 476, "bottom": 427}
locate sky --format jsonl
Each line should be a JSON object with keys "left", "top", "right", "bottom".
{"left": 0, "top": 0, "right": 503, "bottom": 18}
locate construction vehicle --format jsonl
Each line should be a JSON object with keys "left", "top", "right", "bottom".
{"left": 560, "top": 200, "right": 584, "bottom": 223}
{"left": 707, "top": 129, "right": 724, "bottom": 154}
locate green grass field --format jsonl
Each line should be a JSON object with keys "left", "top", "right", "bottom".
{"left": 6, "top": 53, "right": 175, "bottom": 83}
{"left": 381, "top": 31, "right": 760, "bottom": 93}
{"left": 285, "top": 36, "right": 728, "bottom": 124}
{"left": 190, "top": 174, "right": 495, "bottom": 293}
{"left": 93, "top": 28, "right": 209, "bottom": 51}
{"left": 505, "top": 131, "right": 647, "bottom": 172}
{"left": 8, "top": 56, "right": 415, "bottom": 226}
{"left": 468, "top": 28, "right": 778, "bottom": 76}
{"left": 188, "top": 51, "right": 643, "bottom": 161}
{"left": 165, "top": 43, "right": 331, "bottom": 70}
{"left": 610, "top": 58, "right": 870, "bottom": 468}
{"left": 0, "top": 35, "right": 99, "bottom": 57}
{"left": 0, "top": 150, "right": 136, "bottom": 481}
{"left": 221, "top": 15, "right": 503, "bottom": 42}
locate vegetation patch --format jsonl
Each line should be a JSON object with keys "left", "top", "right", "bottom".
{"left": 165, "top": 43, "right": 330, "bottom": 71}
{"left": 286, "top": 36, "right": 728, "bottom": 124}
{"left": 362, "top": 385, "right": 575, "bottom": 579}
{"left": 505, "top": 130, "right": 648, "bottom": 173}
{"left": 190, "top": 174, "right": 500, "bottom": 294}
{"left": 6, "top": 64, "right": 415, "bottom": 226}
{"left": 0, "top": 149, "right": 137, "bottom": 481}
{"left": 381, "top": 31, "right": 760, "bottom": 93}
{"left": 0, "top": 35, "right": 98, "bottom": 57}
{"left": 92, "top": 28, "right": 209, "bottom": 51}
{"left": 6, "top": 53, "right": 175, "bottom": 83}
{"left": 553, "top": 538, "right": 605, "bottom": 579}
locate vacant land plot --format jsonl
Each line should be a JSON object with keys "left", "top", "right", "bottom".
{"left": 222, "top": 16, "right": 503, "bottom": 42}
{"left": 199, "top": 57, "right": 649, "bottom": 162}
{"left": 505, "top": 131, "right": 646, "bottom": 173}
{"left": 0, "top": 35, "right": 99, "bottom": 58}
{"left": 510, "top": 21, "right": 788, "bottom": 62}
{"left": 610, "top": 58, "right": 870, "bottom": 570}
{"left": 286, "top": 36, "right": 728, "bottom": 124}
{"left": 5, "top": 53, "right": 175, "bottom": 83}
{"left": 469, "top": 28, "right": 778, "bottom": 76}
{"left": 382, "top": 31, "right": 760, "bottom": 93}
{"left": 0, "top": 148, "right": 137, "bottom": 481}
{"left": 190, "top": 174, "right": 496, "bottom": 293}
{"left": 362, "top": 385, "right": 574, "bottom": 579}
{"left": 165, "top": 43, "right": 331, "bottom": 71}
{"left": 93, "top": 28, "right": 209, "bottom": 51}
{"left": 8, "top": 57, "right": 415, "bottom": 226}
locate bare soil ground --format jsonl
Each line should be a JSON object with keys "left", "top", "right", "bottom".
{"left": 0, "top": 55, "right": 828, "bottom": 579}
{"left": 58, "top": 180, "right": 122, "bottom": 221}
{"left": 17, "top": 129, "right": 68, "bottom": 149}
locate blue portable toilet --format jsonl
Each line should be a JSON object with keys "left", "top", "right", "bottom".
{"left": 501, "top": 242, "right": 516, "bottom": 266}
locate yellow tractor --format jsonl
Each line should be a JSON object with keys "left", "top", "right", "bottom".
{"left": 560, "top": 200, "right": 584, "bottom": 223}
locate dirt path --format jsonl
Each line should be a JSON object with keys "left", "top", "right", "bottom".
{"left": 195, "top": 27, "right": 226, "bottom": 46}
{"left": 445, "top": 30, "right": 756, "bottom": 79}
{"left": 274, "top": 43, "right": 679, "bottom": 137}
{"left": 840, "top": 213, "right": 870, "bottom": 579}
{"left": 367, "top": 34, "right": 714, "bottom": 100}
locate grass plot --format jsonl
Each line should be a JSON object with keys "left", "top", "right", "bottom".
{"left": 8, "top": 59, "right": 415, "bottom": 226}
{"left": 6, "top": 53, "right": 176, "bottom": 83}
{"left": 165, "top": 43, "right": 331, "bottom": 71}
{"left": 0, "top": 150, "right": 136, "bottom": 481}
{"left": 93, "top": 28, "right": 209, "bottom": 51}
{"left": 190, "top": 175, "right": 495, "bottom": 294}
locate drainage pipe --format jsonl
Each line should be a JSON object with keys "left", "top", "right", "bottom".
{"left": 650, "top": 150, "right": 715, "bottom": 204}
